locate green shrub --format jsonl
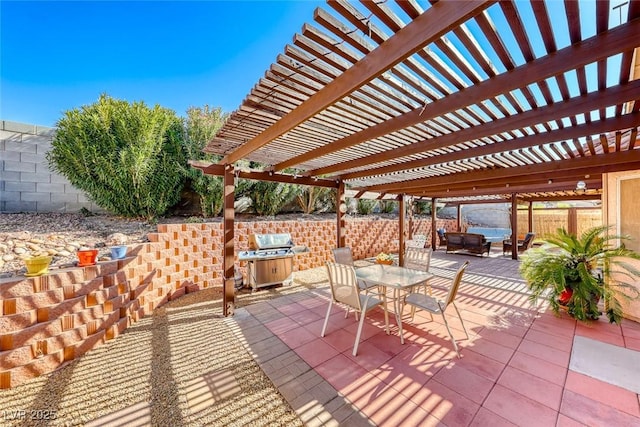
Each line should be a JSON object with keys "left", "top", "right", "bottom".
{"left": 414, "top": 200, "right": 432, "bottom": 215}
{"left": 379, "top": 200, "right": 396, "bottom": 214}
{"left": 47, "top": 94, "right": 185, "bottom": 219}
{"left": 356, "top": 199, "right": 377, "bottom": 215}
{"left": 181, "top": 106, "right": 227, "bottom": 217}
{"left": 245, "top": 180, "right": 300, "bottom": 216}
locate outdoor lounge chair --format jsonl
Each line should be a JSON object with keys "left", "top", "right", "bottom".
{"left": 503, "top": 232, "right": 536, "bottom": 255}
{"left": 322, "top": 262, "right": 390, "bottom": 356}
{"left": 400, "top": 261, "right": 470, "bottom": 358}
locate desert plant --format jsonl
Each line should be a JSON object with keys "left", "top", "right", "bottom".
{"left": 244, "top": 180, "right": 300, "bottom": 216}
{"left": 296, "top": 186, "right": 332, "bottom": 214}
{"left": 379, "top": 200, "right": 396, "bottom": 214}
{"left": 356, "top": 199, "right": 377, "bottom": 215}
{"left": 520, "top": 226, "right": 640, "bottom": 323}
{"left": 48, "top": 94, "right": 185, "bottom": 219}
{"left": 414, "top": 200, "right": 433, "bottom": 215}
{"left": 181, "top": 105, "right": 227, "bottom": 216}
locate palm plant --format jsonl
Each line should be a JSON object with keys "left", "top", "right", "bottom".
{"left": 520, "top": 226, "right": 640, "bottom": 323}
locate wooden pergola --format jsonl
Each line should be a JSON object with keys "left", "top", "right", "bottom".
{"left": 193, "top": 0, "right": 640, "bottom": 315}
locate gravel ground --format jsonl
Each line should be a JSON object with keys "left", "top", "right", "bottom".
{"left": 0, "top": 213, "right": 332, "bottom": 426}
{"left": 0, "top": 283, "right": 330, "bottom": 426}
{"left": 0, "top": 213, "right": 156, "bottom": 277}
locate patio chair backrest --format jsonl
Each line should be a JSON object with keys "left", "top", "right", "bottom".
{"left": 325, "top": 262, "right": 362, "bottom": 311}
{"left": 332, "top": 247, "right": 355, "bottom": 267}
{"left": 437, "top": 228, "right": 448, "bottom": 245}
{"left": 406, "top": 234, "right": 427, "bottom": 248}
{"left": 443, "top": 261, "right": 469, "bottom": 307}
{"left": 522, "top": 233, "right": 535, "bottom": 249}
{"left": 403, "top": 247, "right": 432, "bottom": 272}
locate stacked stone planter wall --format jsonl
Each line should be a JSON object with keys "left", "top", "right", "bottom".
{"left": 0, "top": 217, "right": 455, "bottom": 388}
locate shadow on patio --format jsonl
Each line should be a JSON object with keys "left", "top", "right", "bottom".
{"left": 230, "top": 250, "right": 640, "bottom": 426}
{"left": 2, "top": 250, "right": 639, "bottom": 426}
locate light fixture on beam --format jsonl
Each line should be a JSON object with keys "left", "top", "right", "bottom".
{"left": 548, "top": 179, "right": 553, "bottom": 184}
{"left": 576, "top": 180, "right": 587, "bottom": 193}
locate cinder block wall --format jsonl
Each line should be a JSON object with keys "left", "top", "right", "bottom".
{"left": 0, "top": 121, "right": 100, "bottom": 213}
{"left": 0, "top": 217, "right": 456, "bottom": 388}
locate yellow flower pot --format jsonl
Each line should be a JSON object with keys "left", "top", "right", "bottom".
{"left": 24, "top": 256, "right": 53, "bottom": 277}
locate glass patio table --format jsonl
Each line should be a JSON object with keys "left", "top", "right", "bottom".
{"left": 356, "top": 263, "right": 434, "bottom": 345}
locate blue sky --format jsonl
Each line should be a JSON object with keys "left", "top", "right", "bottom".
{"left": 1, "top": 1, "right": 324, "bottom": 127}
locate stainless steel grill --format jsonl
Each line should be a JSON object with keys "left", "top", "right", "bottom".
{"left": 238, "top": 233, "right": 295, "bottom": 290}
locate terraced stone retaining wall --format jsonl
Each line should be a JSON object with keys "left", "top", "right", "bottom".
{"left": 0, "top": 217, "right": 454, "bottom": 388}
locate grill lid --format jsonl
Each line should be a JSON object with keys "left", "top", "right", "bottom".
{"left": 248, "top": 233, "right": 294, "bottom": 250}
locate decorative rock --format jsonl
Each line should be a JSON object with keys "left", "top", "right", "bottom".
{"left": 106, "top": 233, "right": 128, "bottom": 245}
{"left": 58, "top": 250, "right": 72, "bottom": 257}
{"left": 26, "top": 243, "right": 42, "bottom": 251}
{"left": 2, "top": 254, "right": 15, "bottom": 262}
{"left": 66, "top": 245, "right": 78, "bottom": 252}
{"left": 14, "top": 247, "right": 27, "bottom": 255}
{"left": 29, "top": 238, "right": 45, "bottom": 244}
{"left": 47, "top": 248, "right": 59, "bottom": 255}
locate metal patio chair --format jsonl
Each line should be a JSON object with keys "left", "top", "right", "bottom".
{"left": 322, "top": 262, "right": 390, "bottom": 356}
{"left": 400, "top": 261, "right": 470, "bottom": 358}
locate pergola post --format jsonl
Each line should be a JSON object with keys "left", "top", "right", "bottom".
{"left": 399, "top": 195, "right": 406, "bottom": 266}
{"left": 431, "top": 197, "right": 437, "bottom": 250}
{"left": 528, "top": 202, "right": 533, "bottom": 233}
{"left": 511, "top": 193, "right": 518, "bottom": 260}
{"left": 337, "top": 180, "right": 346, "bottom": 248}
{"left": 457, "top": 204, "right": 462, "bottom": 232}
{"left": 223, "top": 164, "right": 235, "bottom": 317}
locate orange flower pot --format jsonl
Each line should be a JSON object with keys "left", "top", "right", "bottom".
{"left": 77, "top": 249, "right": 98, "bottom": 267}
{"left": 376, "top": 259, "right": 393, "bottom": 265}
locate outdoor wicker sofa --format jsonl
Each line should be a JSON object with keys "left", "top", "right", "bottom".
{"left": 445, "top": 232, "right": 491, "bottom": 256}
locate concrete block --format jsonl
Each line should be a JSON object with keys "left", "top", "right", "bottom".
{"left": 0, "top": 171, "right": 21, "bottom": 182}
{"left": 3, "top": 160, "right": 35, "bottom": 173}
{"left": 51, "top": 193, "right": 78, "bottom": 203}
{"left": 36, "top": 162, "right": 56, "bottom": 174}
{"left": 3, "top": 201, "right": 36, "bottom": 212}
{"left": 2, "top": 121, "right": 36, "bottom": 134}
{"left": 19, "top": 172, "right": 50, "bottom": 183}
{"left": 0, "top": 151, "right": 20, "bottom": 161}
{"left": 35, "top": 126, "right": 55, "bottom": 137}
{"left": 36, "top": 143, "right": 52, "bottom": 155}
{"left": 20, "top": 152, "right": 46, "bottom": 164}
{"left": 4, "top": 140, "right": 37, "bottom": 153}
{"left": 0, "top": 130, "right": 21, "bottom": 141}
{"left": 49, "top": 173, "right": 69, "bottom": 184}
{"left": 21, "top": 134, "right": 51, "bottom": 145}
{"left": 36, "top": 183, "right": 65, "bottom": 193}
{"left": 36, "top": 202, "right": 66, "bottom": 212}
{"left": 20, "top": 192, "right": 50, "bottom": 202}
{"left": 5, "top": 182, "right": 36, "bottom": 192}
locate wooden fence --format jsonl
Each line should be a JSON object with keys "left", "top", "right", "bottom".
{"left": 517, "top": 208, "right": 602, "bottom": 239}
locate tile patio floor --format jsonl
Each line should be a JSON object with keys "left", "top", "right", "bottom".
{"left": 225, "top": 250, "right": 640, "bottom": 426}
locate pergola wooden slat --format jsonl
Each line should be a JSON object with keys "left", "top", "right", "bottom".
{"left": 200, "top": 1, "right": 640, "bottom": 315}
